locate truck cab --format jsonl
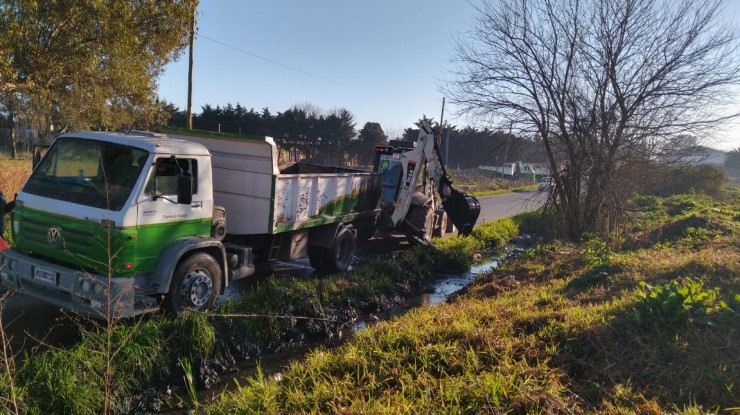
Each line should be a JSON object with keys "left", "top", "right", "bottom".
{"left": 0, "top": 131, "right": 226, "bottom": 317}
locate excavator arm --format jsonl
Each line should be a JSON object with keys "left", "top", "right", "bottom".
{"left": 373, "top": 121, "right": 480, "bottom": 243}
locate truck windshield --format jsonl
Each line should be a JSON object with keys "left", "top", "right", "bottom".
{"left": 23, "top": 137, "right": 148, "bottom": 211}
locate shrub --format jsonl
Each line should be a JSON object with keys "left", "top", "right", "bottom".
{"left": 632, "top": 278, "right": 733, "bottom": 327}
{"left": 512, "top": 209, "right": 554, "bottom": 237}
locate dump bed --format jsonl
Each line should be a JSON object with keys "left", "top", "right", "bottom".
{"left": 160, "top": 127, "right": 381, "bottom": 236}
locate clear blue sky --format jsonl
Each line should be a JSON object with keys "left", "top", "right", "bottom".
{"left": 157, "top": 0, "right": 740, "bottom": 151}
{"left": 156, "top": 0, "right": 475, "bottom": 139}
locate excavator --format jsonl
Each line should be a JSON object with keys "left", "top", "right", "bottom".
{"left": 372, "top": 121, "right": 480, "bottom": 245}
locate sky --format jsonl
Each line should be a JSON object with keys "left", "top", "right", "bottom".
{"left": 157, "top": 0, "right": 740, "bottom": 151}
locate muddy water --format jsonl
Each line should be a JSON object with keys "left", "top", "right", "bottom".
{"left": 352, "top": 258, "right": 500, "bottom": 332}
{"left": 427, "top": 260, "right": 500, "bottom": 304}
{"left": 188, "top": 256, "right": 502, "bottom": 412}
{"left": 1, "top": 291, "right": 84, "bottom": 355}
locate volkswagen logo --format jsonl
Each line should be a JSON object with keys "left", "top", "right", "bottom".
{"left": 47, "top": 227, "right": 63, "bottom": 246}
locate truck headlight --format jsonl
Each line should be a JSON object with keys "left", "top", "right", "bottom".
{"left": 93, "top": 283, "right": 105, "bottom": 296}
{"left": 81, "top": 280, "right": 92, "bottom": 292}
{"left": 12, "top": 218, "right": 19, "bottom": 235}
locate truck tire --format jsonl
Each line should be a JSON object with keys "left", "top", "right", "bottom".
{"left": 164, "top": 252, "right": 222, "bottom": 314}
{"left": 309, "top": 226, "right": 355, "bottom": 272}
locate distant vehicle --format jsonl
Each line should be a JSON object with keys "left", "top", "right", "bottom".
{"left": 479, "top": 162, "right": 536, "bottom": 180}
{"left": 538, "top": 176, "right": 552, "bottom": 191}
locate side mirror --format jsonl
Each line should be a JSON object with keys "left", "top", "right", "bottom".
{"left": 177, "top": 176, "right": 193, "bottom": 205}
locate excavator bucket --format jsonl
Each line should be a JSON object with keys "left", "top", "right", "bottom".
{"left": 441, "top": 186, "right": 480, "bottom": 236}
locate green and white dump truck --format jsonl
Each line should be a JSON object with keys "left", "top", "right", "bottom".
{"left": 0, "top": 128, "right": 380, "bottom": 317}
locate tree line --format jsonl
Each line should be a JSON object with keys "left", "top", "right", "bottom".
{"left": 162, "top": 103, "right": 545, "bottom": 168}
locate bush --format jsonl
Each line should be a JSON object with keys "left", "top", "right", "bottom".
{"left": 512, "top": 208, "right": 555, "bottom": 238}
{"left": 646, "top": 165, "right": 726, "bottom": 197}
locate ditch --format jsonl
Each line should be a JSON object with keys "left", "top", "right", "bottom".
{"left": 172, "top": 253, "right": 509, "bottom": 413}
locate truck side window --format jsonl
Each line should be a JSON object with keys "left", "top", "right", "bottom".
{"left": 145, "top": 158, "right": 198, "bottom": 196}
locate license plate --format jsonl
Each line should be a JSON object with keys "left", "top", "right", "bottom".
{"left": 34, "top": 267, "right": 57, "bottom": 284}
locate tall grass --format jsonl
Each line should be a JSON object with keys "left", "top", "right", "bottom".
{"left": 4, "top": 313, "right": 217, "bottom": 414}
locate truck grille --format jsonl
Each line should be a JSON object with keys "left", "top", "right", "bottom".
{"left": 22, "top": 216, "right": 96, "bottom": 252}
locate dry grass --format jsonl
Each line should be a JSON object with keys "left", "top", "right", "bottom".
{"left": 0, "top": 157, "right": 32, "bottom": 199}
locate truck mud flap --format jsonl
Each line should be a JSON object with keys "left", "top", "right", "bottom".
{"left": 441, "top": 188, "right": 480, "bottom": 236}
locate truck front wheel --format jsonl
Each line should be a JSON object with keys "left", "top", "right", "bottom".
{"left": 164, "top": 252, "right": 222, "bottom": 314}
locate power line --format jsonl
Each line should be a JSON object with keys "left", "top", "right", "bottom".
{"left": 198, "top": 34, "right": 347, "bottom": 88}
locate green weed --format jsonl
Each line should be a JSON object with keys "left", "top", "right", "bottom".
{"left": 512, "top": 208, "right": 555, "bottom": 237}
{"left": 175, "top": 311, "right": 216, "bottom": 360}
{"left": 179, "top": 358, "right": 199, "bottom": 409}
{"left": 633, "top": 278, "right": 733, "bottom": 327}
{"left": 471, "top": 217, "right": 519, "bottom": 249}
{"left": 12, "top": 314, "right": 217, "bottom": 414}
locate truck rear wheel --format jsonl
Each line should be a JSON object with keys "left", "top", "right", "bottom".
{"left": 164, "top": 252, "right": 222, "bottom": 314}
{"left": 309, "top": 226, "right": 355, "bottom": 272}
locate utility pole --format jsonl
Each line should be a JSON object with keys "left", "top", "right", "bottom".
{"left": 186, "top": 6, "right": 195, "bottom": 129}
{"left": 439, "top": 97, "right": 449, "bottom": 164}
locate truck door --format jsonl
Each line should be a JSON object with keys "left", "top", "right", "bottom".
{"left": 134, "top": 157, "right": 211, "bottom": 273}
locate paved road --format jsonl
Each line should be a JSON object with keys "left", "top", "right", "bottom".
{"left": 475, "top": 189, "right": 546, "bottom": 225}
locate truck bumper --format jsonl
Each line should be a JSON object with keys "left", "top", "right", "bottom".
{"left": 0, "top": 249, "right": 143, "bottom": 318}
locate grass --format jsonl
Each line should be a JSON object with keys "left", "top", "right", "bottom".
{"left": 202, "top": 191, "right": 739, "bottom": 414}
{"left": 0, "top": 312, "right": 219, "bottom": 414}
{"left": 471, "top": 183, "right": 539, "bottom": 197}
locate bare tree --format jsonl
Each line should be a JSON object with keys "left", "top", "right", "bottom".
{"left": 446, "top": 0, "right": 740, "bottom": 240}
